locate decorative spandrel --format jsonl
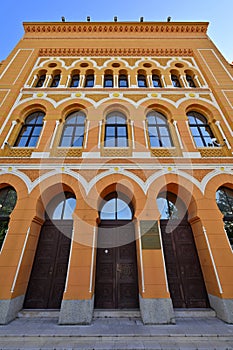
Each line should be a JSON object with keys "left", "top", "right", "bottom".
{"left": 140, "top": 220, "right": 161, "bottom": 250}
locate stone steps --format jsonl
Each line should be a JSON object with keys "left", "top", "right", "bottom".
{"left": 174, "top": 308, "right": 216, "bottom": 318}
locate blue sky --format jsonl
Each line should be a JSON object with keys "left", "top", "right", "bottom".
{"left": 0, "top": 0, "right": 232, "bottom": 63}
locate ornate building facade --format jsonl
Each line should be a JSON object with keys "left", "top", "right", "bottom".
{"left": 0, "top": 20, "right": 232, "bottom": 325}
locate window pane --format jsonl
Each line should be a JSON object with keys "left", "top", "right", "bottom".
{"left": 63, "top": 126, "right": 74, "bottom": 136}
{"left": 159, "top": 127, "right": 169, "bottom": 136}
{"left": 20, "top": 126, "right": 32, "bottom": 137}
{"left": 28, "top": 137, "right": 39, "bottom": 147}
{"left": 161, "top": 137, "right": 172, "bottom": 147}
{"left": 190, "top": 126, "right": 199, "bottom": 136}
{"left": 106, "top": 126, "right": 115, "bottom": 136}
{"left": 117, "top": 199, "right": 132, "bottom": 219}
{"left": 32, "top": 126, "right": 42, "bottom": 137}
{"left": 16, "top": 137, "right": 28, "bottom": 147}
{"left": 52, "top": 201, "right": 64, "bottom": 219}
{"left": 117, "top": 126, "right": 127, "bottom": 136}
{"left": 117, "top": 137, "right": 128, "bottom": 147}
{"left": 74, "top": 126, "right": 85, "bottom": 136}
{"left": 63, "top": 198, "right": 76, "bottom": 219}
{"left": 200, "top": 126, "right": 212, "bottom": 138}
{"left": 148, "top": 126, "right": 158, "bottom": 137}
{"left": 157, "top": 197, "right": 169, "bottom": 219}
{"left": 149, "top": 137, "right": 160, "bottom": 147}
{"left": 100, "top": 199, "right": 116, "bottom": 220}
{"left": 72, "top": 136, "right": 83, "bottom": 147}
{"left": 60, "top": 136, "right": 72, "bottom": 147}
{"left": 193, "top": 137, "right": 205, "bottom": 147}
{"left": 105, "top": 137, "right": 115, "bottom": 147}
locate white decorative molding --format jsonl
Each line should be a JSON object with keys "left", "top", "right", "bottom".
{"left": 11, "top": 226, "right": 31, "bottom": 292}
{"left": 215, "top": 121, "right": 231, "bottom": 149}
{"left": 182, "top": 151, "right": 201, "bottom": 158}
{"left": 202, "top": 226, "right": 223, "bottom": 294}
{"left": 31, "top": 152, "right": 50, "bottom": 158}
{"left": 137, "top": 222, "right": 145, "bottom": 293}
{"left": 173, "top": 121, "right": 183, "bottom": 149}
{"left": 50, "top": 120, "right": 60, "bottom": 148}
{"left": 1, "top": 120, "right": 17, "bottom": 149}
{"left": 89, "top": 226, "right": 96, "bottom": 293}
{"left": 64, "top": 227, "right": 74, "bottom": 293}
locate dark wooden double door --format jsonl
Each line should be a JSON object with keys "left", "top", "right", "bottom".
{"left": 160, "top": 219, "right": 209, "bottom": 308}
{"left": 95, "top": 221, "right": 139, "bottom": 309}
{"left": 24, "top": 220, "right": 72, "bottom": 309}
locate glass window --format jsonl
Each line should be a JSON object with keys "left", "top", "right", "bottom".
{"left": 187, "top": 111, "right": 215, "bottom": 147}
{"left": 104, "top": 112, "right": 128, "bottom": 147}
{"left": 50, "top": 74, "right": 60, "bottom": 87}
{"left": 0, "top": 187, "right": 17, "bottom": 249}
{"left": 152, "top": 74, "right": 162, "bottom": 88}
{"left": 157, "top": 192, "right": 187, "bottom": 220}
{"left": 171, "top": 74, "right": 181, "bottom": 88}
{"left": 59, "top": 111, "right": 86, "bottom": 147}
{"left": 100, "top": 194, "right": 132, "bottom": 220}
{"left": 35, "top": 74, "right": 46, "bottom": 88}
{"left": 70, "top": 74, "right": 80, "bottom": 88}
{"left": 48, "top": 193, "right": 76, "bottom": 220}
{"left": 85, "top": 74, "right": 94, "bottom": 88}
{"left": 147, "top": 111, "right": 173, "bottom": 148}
{"left": 14, "top": 111, "right": 45, "bottom": 147}
{"left": 186, "top": 74, "right": 196, "bottom": 88}
{"left": 104, "top": 75, "right": 113, "bottom": 88}
{"left": 119, "top": 75, "right": 128, "bottom": 88}
{"left": 138, "top": 74, "right": 147, "bottom": 88}
{"left": 216, "top": 187, "right": 233, "bottom": 249}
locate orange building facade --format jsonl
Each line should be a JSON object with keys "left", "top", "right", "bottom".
{"left": 0, "top": 20, "right": 233, "bottom": 325}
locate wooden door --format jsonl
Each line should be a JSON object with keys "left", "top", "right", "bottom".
{"left": 24, "top": 220, "right": 72, "bottom": 309}
{"left": 95, "top": 221, "right": 139, "bottom": 309}
{"left": 160, "top": 219, "right": 209, "bottom": 308}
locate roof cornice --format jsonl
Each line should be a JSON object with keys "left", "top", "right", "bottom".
{"left": 23, "top": 21, "right": 209, "bottom": 35}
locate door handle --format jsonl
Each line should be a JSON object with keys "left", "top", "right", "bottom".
{"left": 48, "top": 266, "right": 53, "bottom": 275}
{"left": 117, "top": 264, "right": 122, "bottom": 273}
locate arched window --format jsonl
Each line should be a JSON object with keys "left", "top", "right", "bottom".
{"left": 59, "top": 111, "right": 86, "bottom": 147}
{"left": 137, "top": 74, "right": 147, "bottom": 88}
{"left": 50, "top": 74, "right": 60, "bottom": 87}
{"left": 216, "top": 187, "right": 233, "bottom": 248}
{"left": 104, "top": 74, "right": 113, "bottom": 88}
{"left": 104, "top": 112, "right": 128, "bottom": 147}
{"left": 100, "top": 192, "right": 133, "bottom": 220}
{"left": 48, "top": 193, "right": 76, "bottom": 220}
{"left": 70, "top": 74, "right": 80, "bottom": 88}
{"left": 35, "top": 74, "right": 46, "bottom": 88}
{"left": 14, "top": 111, "right": 45, "bottom": 147}
{"left": 147, "top": 111, "right": 173, "bottom": 147}
{"left": 187, "top": 111, "right": 215, "bottom": 147}
{"left": 186, "top": 74, "right": 196, "bottom": 88}
{"left": 119, "top": 74, "right": 128, "bottom": 88}
{"left": 157, "top": 192, "right": 187, "bottom": 220}
{"left": 85, "top": 74, "right": 95, "bottom": 88}
{"left": 0, "top": 186, "right": 17, "bottom": 249}
{"left": 152, "top": 74, "right": 162, "bottom": 88}
{"left": 171, "top": 74, "right": 181, "bottom": 88}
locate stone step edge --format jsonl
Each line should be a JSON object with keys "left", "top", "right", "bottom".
{"left": 94, "top": 310, "right": 141, "bottom": 318}
{"left": 174, "top": 308, "right": 216, "bottom": 318}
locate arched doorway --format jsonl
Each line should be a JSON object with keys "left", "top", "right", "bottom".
{"left": 24, "top": 192, "right": 76, "bottom": 309}
{"left": 95, "top": 192, "right": 139, "bottom": 309}
{"left": 0, "top": 186, "right": 17, "bottom": 250}
{"left": 157, "top": 192, "right": 209, "bottom": 308}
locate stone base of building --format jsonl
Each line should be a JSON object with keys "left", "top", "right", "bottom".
{"left": 59, "top": 296, "right": 94, "bottom": 325}
{"left": 139, "top": 295, "right": 175, "bottom": 324}
{"left": 0, "top": 295, "right": 24, "bottom": 324}
{"left": 208, "top": 294, "right": 233, "bottom": 324}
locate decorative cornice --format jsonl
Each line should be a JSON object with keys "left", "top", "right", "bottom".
{"left": 38, "top": 48, "right": 193, "bottom": 57}
{"left": 23, "top": 22, "right": 208, "bottom": 35}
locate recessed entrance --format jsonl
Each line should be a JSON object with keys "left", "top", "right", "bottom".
{"left": 24, "top": 192, "right": 76, "bottom": 309}
{"left": 95, "top": 192, "right": 139, "bottom": 309}
{"left": 157, "top": 192, "right": 209, "bottom": 308}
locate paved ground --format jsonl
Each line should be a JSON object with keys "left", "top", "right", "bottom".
{"left": 0, "top": 316, "right": 233, "bottom": 349}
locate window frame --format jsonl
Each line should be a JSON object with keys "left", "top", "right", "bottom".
{"left": 137, "top": 74, "right": 147, "bottom": 88}
{"left": 104, "top": 113, "right": 129, "bottom": 148}
{"left": 35, "top": 74, "right": 46, "bottom": 88}
{"left": 50, "top": 74, "right": 61, "bottom": 88}
{"left": 70, "top": 74, "right": 80, "bottom": 88}
{"left": 171, "top": 74, "right": 181, "bottom": 88}
{"left": 85, "top": 74, "right": 95, "bottom": 88}
{"left": 152, "top": 74, "right": 162, "bottom": 88}
{"left": 119, "top": 74, "right": 128, "bottom": 88}
{"left": 146, "top": 111, "right": 173, "bottom": 148}
{"left": 187, "top": 111, "right": 215, "bottom": 148}
{"left": 104, "top": 74, "right": 114, "bottom": 88}
{"left": 14, "top": 111, "right": 45, "bottom": 148}
{"left": 59, "top": 111, "right": 86, "bottom": 148}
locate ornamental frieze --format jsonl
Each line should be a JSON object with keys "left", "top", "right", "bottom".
{"left": 38, "top": 48, "right": 193, "bottom": 57}
{"left": 24, "top": 23, "right": 208, "bottom": 34}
